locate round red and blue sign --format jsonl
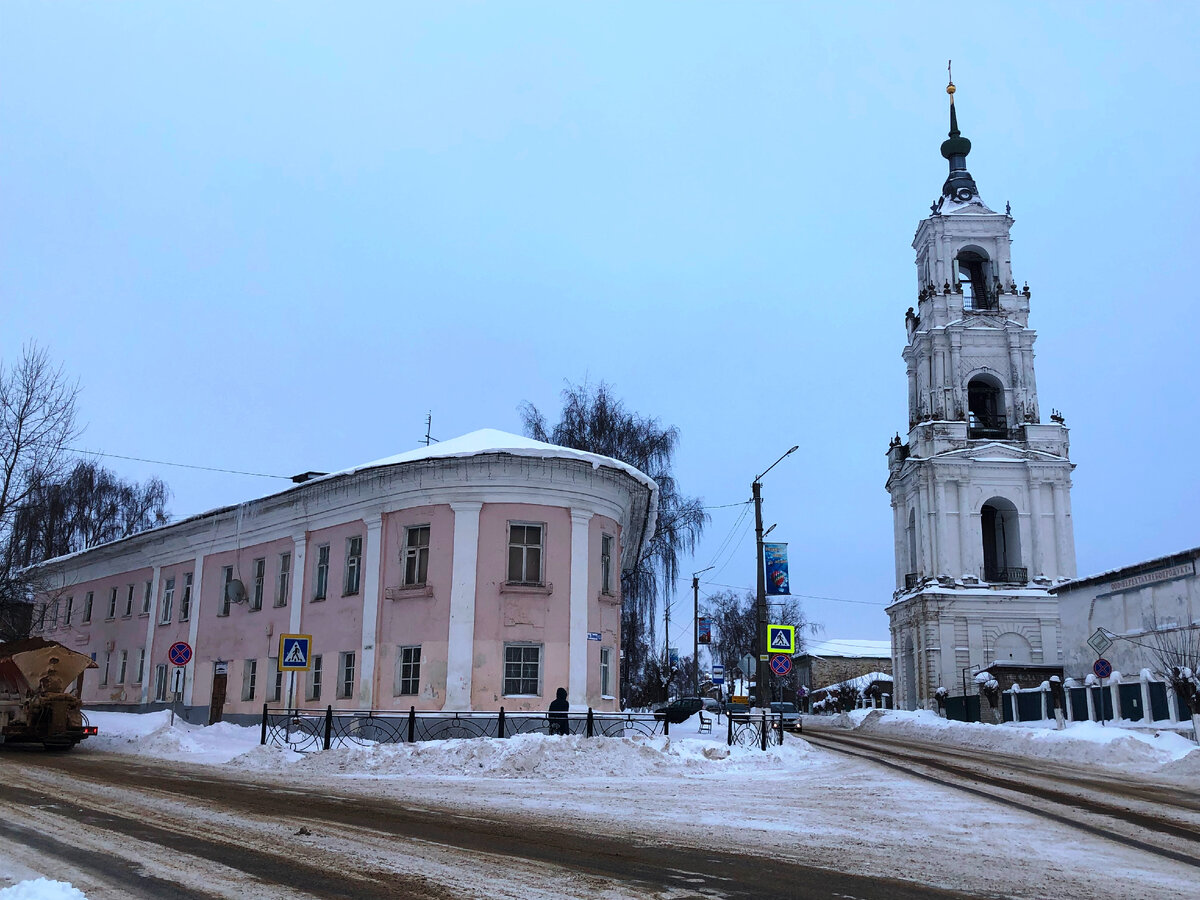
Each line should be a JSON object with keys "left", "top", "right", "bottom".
{"left": 770, "top": 654, "right": 792, "bottom": 677}
{"left": 168, "top": 641, "right": 193, "bottom": 667}
{"left": 1092, "top": 657, "right": 1112, "bottom": 679}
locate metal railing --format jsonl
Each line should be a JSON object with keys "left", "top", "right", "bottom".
{"left": 905, "top": 572, "right": 921, "bottom": 590}
{"left": 981, "top": 566, "right": 1028, "bottom": 584}
{"left": 261, "top": 705, "right": 787, "bottom": 752}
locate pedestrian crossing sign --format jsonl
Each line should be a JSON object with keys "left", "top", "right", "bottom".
{"left": 279, "top": 634, "right": 313, "bottom": 671}
{"left": 767, "top": 625, "right": 796, "bottom": 655}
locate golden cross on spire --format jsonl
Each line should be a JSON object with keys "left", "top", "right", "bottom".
{"left": 947, "top": 59, "right": 956, "bottom": 98}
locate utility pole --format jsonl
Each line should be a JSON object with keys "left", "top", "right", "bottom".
{"left": 692, "top": 565, "right": 713, "bottom": 696}
{"left": 753, "top": 445, "right": 799, "bottom": 709}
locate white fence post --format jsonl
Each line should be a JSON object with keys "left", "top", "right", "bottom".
{"left": 1109, "top": 672, "right": 1122, "bottom": 722}
{"left": 1009, "top": 685, "right": 1020, "bottom": 723}
{"left": 1139, "top": 669, "right": 1154, "bottom": 723}
{"left": 1084, "top": 680, "right": 1096, "bottom": 722}
{"left": 1166, "top": 683, "right": 1180, "bottom": 724}
{"left": 1039, "top": 684, "right": 1048, "bottom": 722}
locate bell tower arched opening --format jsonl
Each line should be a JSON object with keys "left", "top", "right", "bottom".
{"left": 955, "top": 246, "right": 996, "bottom": 311}
{"left": 980, "top": 496, "right": 1024, "bottom": 583}
{"left": 967, "top": 374, "right": 1007, "bottom": 439}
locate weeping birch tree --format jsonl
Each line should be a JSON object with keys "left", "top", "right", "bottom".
{"left": 521, "top": 382, "right": 707, "bottom": 705}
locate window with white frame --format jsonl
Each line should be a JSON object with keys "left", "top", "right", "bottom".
{"left": 252, "top": 558, "right": 266, "bottom": 610}
{"left": 601, "top": 534, "right": 614, "bottom": 595}
{"left": 242, "top": 659, "right": 258, "bottom": 701}
{"left": 396, "top": 646, "right": 421, "bottom": 696}
{"left": 82, "top": 591, "right": 93, "bottom": 623}
{"left": 600, "top": 647, "right": 612, "bottom": 697}
{"left": 268, "top": 658, "right": 282, "bottom": 702}
{"left": 49, "top": 600, "right": 59, "bottom": 629}
{"left": 314, "top": 546, "right": 330, "bottom": 600}
{"left": 507, "top": 523, "right": 543, "bottom": 584}
{"left": 276, "top": 552, "right": 291, "bottom": 607}
{"left": 402, "top": 526, "right": 430, "bottom": 586}
{"left": 142, "top": 580, "right": 153, "bottom": 615}
{"left": 503, "top": 644, "right": 542, "bottom": 696}
{"left": 338, "top": 651, "right": 355, "bottom": 699}
{"left": 135, "top": 648, "right": 145, "bottom": 684}
{"left": 107, "top": 587, "right": 118, "bottom": 619}
{"left": 160, "top": 577, "right": 175, "bottom": 624}
{"left": 117, "top": 650, "right": 127, "bottom": 684}
{"left": 220, "top": 566, "right": 234, "bottom": 616}
{"left": 154, "top": 664, "right": 168, "bottom": 702}
{"left": 64, "top": 596, "right": 73, "bottom": 627}
{"left": 124, "top": 584, "right": 134, "bottom": 617}
{"left": 344, "top": 536, "right": 362, "bottom": 595}
{"left": 180, "top": 572, "right": 193, "bottom": 621}
{"left": 101, "top": 651, "right": 111, "bottom": 686}
{"left": 306, "top": 655, "right": 323, "bottom": 701}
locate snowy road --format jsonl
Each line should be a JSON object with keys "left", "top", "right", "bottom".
{"left": 2, "top": 749, "right": 970, "bottom": 900}
{"left": 1, "top": 709, "right": 1198, "bottom": 899}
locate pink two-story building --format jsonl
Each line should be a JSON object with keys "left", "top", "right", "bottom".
{"left": 30, "top": 430, "right": 656, "bottom": 724}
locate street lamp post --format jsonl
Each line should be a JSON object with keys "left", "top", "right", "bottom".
{"left": 692, "top": 565, "right": 714, "bottom": 696}
{"left": 753, "top": 445, "right": 798, "bottom": 709}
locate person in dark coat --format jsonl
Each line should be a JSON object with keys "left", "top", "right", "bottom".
{"left": 548, "top": 687, "right": 570, "bottom": 735}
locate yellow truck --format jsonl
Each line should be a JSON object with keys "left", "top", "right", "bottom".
{"left": 0, "top": 638, "right": 98, "bottom": 750}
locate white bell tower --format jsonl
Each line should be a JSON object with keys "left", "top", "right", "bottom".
{"left": 885, "top": 76, "right": 1077, "bottom": 711}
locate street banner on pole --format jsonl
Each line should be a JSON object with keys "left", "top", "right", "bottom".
{"left": 764, "top": 543, "right": 790, "bottom": 595}
{"left": 697, "top": 617, "right": 711, "bottom": 644}
{"left": 669, "top": 647, "right": 680, "bottom": 667}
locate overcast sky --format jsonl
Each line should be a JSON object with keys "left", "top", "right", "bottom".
{"left": 3, "top": 3, "right": 1198, "bottom": 655}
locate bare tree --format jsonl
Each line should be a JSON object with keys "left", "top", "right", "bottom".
{"left": 704, "top": 588, "right": 814, "bottom": 702}
{"left": 1146, "top": 622, "right": 1200, "bottom": 737}
{"left": 0, "top": 345, "right": 80, "bottom": 628}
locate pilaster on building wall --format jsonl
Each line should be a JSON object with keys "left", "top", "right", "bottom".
{"left": 885, "top": 82, "right": 1076, "bottom": 710}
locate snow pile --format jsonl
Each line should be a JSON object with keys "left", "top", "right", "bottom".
{"left": 836, "top": 709, "right": 1200, "bottom": 778}
{"left": 0, "top": 881, "right": 87, "bottom": 900}
{"left": 83, "top": 710, "right": 281, "bottom": 765}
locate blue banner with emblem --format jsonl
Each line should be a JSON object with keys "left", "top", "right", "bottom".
{"left": 764, "top": 542, "right": 790, "bottom": 595}
{"left": 697, "top": 617, "right": 711, "bottom": 644}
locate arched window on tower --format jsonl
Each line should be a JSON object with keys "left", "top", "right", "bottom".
{"left": 954, "top": 248, "right": 995, "bottom": 311}
{"left": 980, "top": 497, "right": 1025, "bottom": 583}
{"left": 906, "top": 508, "right": 919, "bottom": 589}
{"left": 967, "top": 374, "right": 1007, "bottom": 439}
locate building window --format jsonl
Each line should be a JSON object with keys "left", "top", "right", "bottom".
{"left": 338, "top": 651, "right": 356, "bottom": 699}
{"left": 601, "top": 647, "right": 612, "bottom": 697}
{"left": 268, "top": 658, "right": 282, "bottom": 703}
{"left": 402, "top": 526, "right": 430, "bottom": 586}
{"left": 307, "top": 655, "right": 323, "bottom": 701}
{"left": 252, "top": 558, "right": 266, "bottom": 611}
{"left": 101, "top": 651, "right": 111, "bottom": 686}
{"left": 180, "top": 572, "right": 193, "bottom": 621}
{"left": 160, "top": 577, "right": 175, "bottom": 624}
{"left": 601, "top": 534, "right": 614, "bottom": 595}
{"left": 242, "top": 659, "right": 258, "bottom": 701}
{"left": 154, "top": 664, "right": 168, "bottom": 702}
{"left": 64, "top": 596, "right": 74, "bottom": 627}
{"left": 49, "top": 600, "right": 59, "bottom": 630}
{"left": 276, "top": 552, "right": 291, "bottom": 607}
{"left": 142, "top": 580, "right": 153, "bottom": 615}
{"left": 107, "top": 587, "right": 118, "bottom": 619}
{"left": 124, "top": 584, "right": 135, "bottom": 617}
{"left": 344, "top": 536, "right": 362, "bottom": 595}
{"left": 503, "top": 644, "right": 542, "bottom": 696}
{"left": 135, "top": 648, "right": 145, "bottom": 684}
{"left": 220, "top": 566, "right": 234, "bottom": 616}
{"left": 396, "top": 646, "right": 421, "bottom": 696}
{"left": 507, "top": 523, "right": 543, "bottom": 585}
{"left": 314, "top": 545, "right": 330, "bottom": 601}
{"left": 117, "top": 650, "right": 128, "bottom": 684}
{"left": 82, "top": 591, "right": 93, "bottom": 624}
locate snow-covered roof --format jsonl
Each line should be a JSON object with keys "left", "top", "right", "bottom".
{"left": 1049, "top": 546, "right": 1200, "bottom": 594}
{"left": 29, "top": 429, "right": 658, "bottom": 570}
{"left": 799, "top": 639, "right": 892, "bottom": 660}
{"left": 814, "top": 671, "right": 893, "bottom": 694}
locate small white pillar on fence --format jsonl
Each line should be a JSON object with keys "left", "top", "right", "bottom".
{"left": 1039, "top": 682, "right": 1049, "bottom": 722}
{"left": 1109, "top": 672, "right": 1123, "bottom": 722}
{"left": 1166, "top": 683, "right": 1180, "bottom": 724}
{"left": 1009, "top": 684, "right": 1020, "bottom": 723}
{"left": 1084, "top": 675, "right": 1097, "bottom": 722}
{"left": 1140, "top": 669, "right": 1155, "bottom": 723}
{"left": 1063, "top": 678, "right": 1077, "bottom": 722}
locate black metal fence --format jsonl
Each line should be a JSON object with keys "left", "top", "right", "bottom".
{"left": 261, "top": 705, "right": 787, "bottom": 753}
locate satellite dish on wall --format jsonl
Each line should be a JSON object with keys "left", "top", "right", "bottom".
{"left": 226, "top": 580, "right": 248, "bottom": 605}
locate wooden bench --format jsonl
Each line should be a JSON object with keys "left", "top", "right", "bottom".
{"left": 697, "top": 712, "right": 712, "bottom": 734}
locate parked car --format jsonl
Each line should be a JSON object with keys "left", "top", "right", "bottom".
{"left": 701, "top": 698, "right": 721, "bottom": 714}
{"left": 725, "top": 701, "right": 751, "bottom": 718}
{"left": 653, "top": 697, "right": 704, "bottom": 724}
{"left": 770, "top": 701, "right": 802, "bottom": 731}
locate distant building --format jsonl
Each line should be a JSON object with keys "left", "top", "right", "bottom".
{"left": 885, "top": 80, "right": 1077, "bottom": 710}
{"left": 1051, "top": 548, "right": 1199, "bottom": 679}
{"left": 29, "top": 430, "right": 656, "bottom": 724}
{"left": 793, "top": 639, "right": 892, "bottom": 695}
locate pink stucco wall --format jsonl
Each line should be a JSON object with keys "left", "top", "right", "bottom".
{"left": 374, "top": 504, "right": 455, "bottom": 710}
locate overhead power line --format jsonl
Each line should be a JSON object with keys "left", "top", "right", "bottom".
{"left": 69, "top": 448, "right": 291, "bottom": 480}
